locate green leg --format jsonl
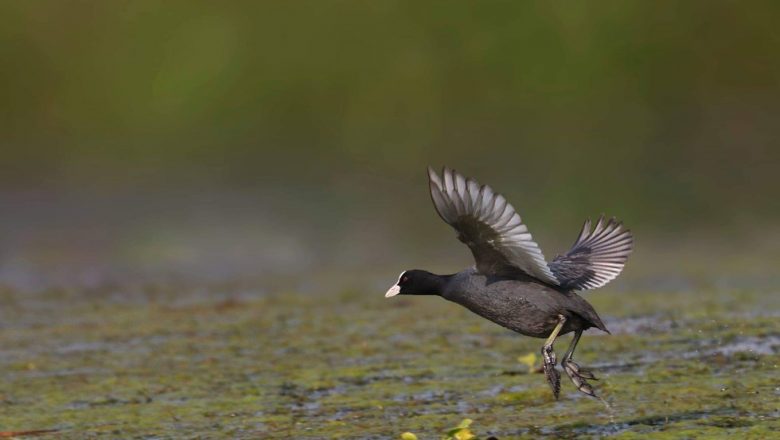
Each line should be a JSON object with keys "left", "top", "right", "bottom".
{"left": 562, "top": 330, "right": 598, "bottom": 398}
{"left": 561, "top": 330, "right": 581, "bottom": 363}
{"left": 541, "top": 315, "right": 566, "bottom": 399}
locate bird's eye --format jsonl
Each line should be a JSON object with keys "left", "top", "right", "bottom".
{"left": 401, "top": 276, "right": 408, "bottom": 284}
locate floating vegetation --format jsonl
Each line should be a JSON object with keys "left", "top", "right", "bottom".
{"left": 517, "top": 353, "right": 540, "bottom": 374}
{"left": 443, "top": 418, "right": 476, "bottom": 440}
{"left": 0, "top": 287, "right": 777, "bottom": 438}
{"left": 402, "top": 418, "right": 484, "bottom": 440}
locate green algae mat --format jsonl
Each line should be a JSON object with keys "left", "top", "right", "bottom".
{"left": 0, "top": 286, "right": 777, "bottom": 439}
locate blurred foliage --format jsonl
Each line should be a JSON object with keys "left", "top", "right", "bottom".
{"left": 444, "top": 418, "right": 477, "bottom": 440}
{"left": 517, "top": 352, "right": 539, "bottom": 373}
{"left": 1, "top": 1, "right": 779, "bottom": 238}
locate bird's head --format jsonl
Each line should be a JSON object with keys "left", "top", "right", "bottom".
{"left": 384, "top": 270, "right": 443, "bottom": 297}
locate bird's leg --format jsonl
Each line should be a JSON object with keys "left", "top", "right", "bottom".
{"left": 541, "top": 314, "right": 566, "bottom": 399}
{"left": 561, "top": 330, "right": 598, "bottom": 398}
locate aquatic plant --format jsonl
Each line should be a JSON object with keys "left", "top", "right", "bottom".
{"left": 443, "top": 418, "right": 476, "bottom": 440}
{"left": 517, "top": 352, "right": 539, "bottom": 373}
{"left": 401, "top": 418, "right": 479, "bottom": 440}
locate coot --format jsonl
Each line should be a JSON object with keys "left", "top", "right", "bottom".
{"left": 385, "top": 167, "right": 633, "bottom": 399}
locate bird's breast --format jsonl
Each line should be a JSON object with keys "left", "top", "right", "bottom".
{"left": 443, "top": 287, "right": 558, "bottom": 338}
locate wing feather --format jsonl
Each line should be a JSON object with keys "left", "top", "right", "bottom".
{"left": 548, "top": 215, "right": 633, "bottom": 291}
{"left": 427, "top": 166, "right": 558, "bottom": 284}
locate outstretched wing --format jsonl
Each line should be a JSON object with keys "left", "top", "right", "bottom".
{"left": 427, "top": 166, "right": 559, "bottom": 284}
{"left": 548, "top": 215, "right": 633, "bottom": 291}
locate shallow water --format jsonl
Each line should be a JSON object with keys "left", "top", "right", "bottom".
{"left": 0, "top": 285, "right": 778, "bottom": 439}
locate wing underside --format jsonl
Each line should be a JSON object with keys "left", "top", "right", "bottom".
{"left": 427, "top": 167, "right": 559, "bottom": 284}
{"left": 548, "top": 215, "right": 633, "bottom": 291}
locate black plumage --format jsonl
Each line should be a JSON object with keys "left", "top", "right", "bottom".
{"left": 385, "top": 167, "right": 633, "bottom": 399}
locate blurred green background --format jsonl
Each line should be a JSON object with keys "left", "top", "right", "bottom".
{"left": 1, "top": 1, "right": 779, "bottom": 290}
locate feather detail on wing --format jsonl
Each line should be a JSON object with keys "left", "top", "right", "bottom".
{"left": 548, "top": 215, "right": 633, "bottom": 291}
{"left": 427, "top": 166, "right": 559, "bottom": 284}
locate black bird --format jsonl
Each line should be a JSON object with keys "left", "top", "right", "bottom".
{"left": 385, "top": 167, "right": 633, "bottom": 399}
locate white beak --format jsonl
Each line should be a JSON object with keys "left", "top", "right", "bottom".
{"left": 385, "top": 285, "right": 401, "bottom": 298}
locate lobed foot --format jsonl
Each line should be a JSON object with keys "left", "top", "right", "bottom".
{"left": 542, "top": 345, "right": 561, "bottom": 399}
{"left": 562, "top": 359, "right": 597, "bottom": 398}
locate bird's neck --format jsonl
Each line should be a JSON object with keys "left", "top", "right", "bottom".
{"left": 410, "top": 271, "right": 452, "bottom": 296}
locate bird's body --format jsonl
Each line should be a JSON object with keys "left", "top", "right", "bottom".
{"left": 385, "top": 167, "right": 633, "bottom": 399}
{"left": 441, "top": 269, "right": 608, "bottom": 338}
